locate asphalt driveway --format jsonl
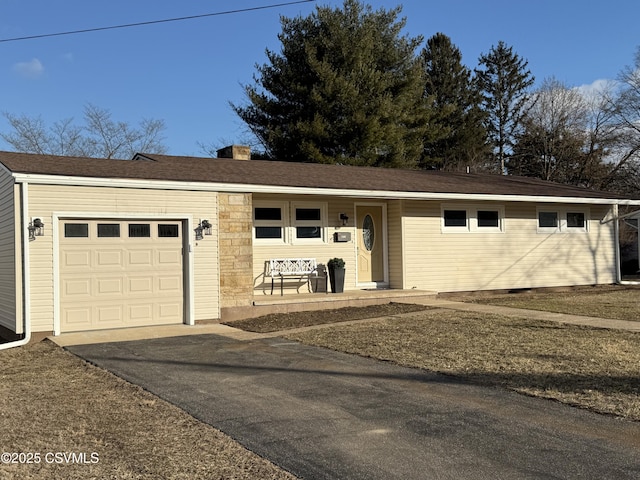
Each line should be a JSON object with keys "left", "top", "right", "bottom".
{"left": 68, "top": 334, "right": 640, "bottom": 480}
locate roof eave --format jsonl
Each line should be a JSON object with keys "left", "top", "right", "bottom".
{"left": 11, "top": 172, "right": 639, "bottom": 205}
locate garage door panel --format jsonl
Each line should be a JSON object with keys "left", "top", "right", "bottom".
{"left": 96, "top": 277, "right": 124, "bottom": 295}
{"left": 158, "top": 249, "right": 181, "bottom": 265}
{"left": 63, "top": 308, "right": 92, "bottom": 327}
{"left": 158, "top": 275, "right": 181, "bottom": 293}
{"left": 128, "top": 250, "right": 153, "bottom": 266}
{"left": 60, "top": 220, "right": 184, "bottom": 332}
{"left": 96, "top": 305, "right": 124, "bottom": 324}
{"left": 129, "top": 303, "right": 154, "bottom": 322}
{"left": 63, "top": 250, "right": 91, "bottom": 268}
{"left": 96, "top": 250, "right": 124, "bottom": 267}
{"left": 63, "top": 278, "right": 91, "bottom": 297}
{"left": 158, "top": 303, "right": 181, "bottom": 319}
{"left": 129, "top": 276, "right": 153, "bottom": 294}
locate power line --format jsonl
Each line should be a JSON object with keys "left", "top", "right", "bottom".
{"left": 0, "top": 0, "right": 315, "bottom": 43}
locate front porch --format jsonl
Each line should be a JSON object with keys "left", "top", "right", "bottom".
{"left": 220, "top": 289, "right": 438, "bottom": 322}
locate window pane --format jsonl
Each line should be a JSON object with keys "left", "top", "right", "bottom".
{"left": 538, "top": 212, "right": 558, "bottom": 228}
{"left": 444, "top": 210, "right": 467, "bottom": 227}
{"left": 296, "top": 208, "right": 321, "bottom": 221}
{"left": 64, "top": 223, "right": 88, "bottom": 238}
{"left": 296, "top": 226, "right": 321, "bottom": 239}
{"left": 362, "top": 215, "right": 374, "bottom": 251}
{"left": 567, "top": 212, "right": 585, "bottom": 228}
{"left": 158, "top": 224, "right": 179, "bottom": 237}
{"left": 255, "top": 226, "right": 282, "bottom": 239}
{"left": 477, "top": 210, "right": 499, "bottom": 228}
{"left": 255, "top": 207, "right": 281, "bottom": 221}
{"left": 129, "top": 223, "right": 150, "bottom": 237}
{"left": 97, "top": 223, "right": 120, "bottom": 238}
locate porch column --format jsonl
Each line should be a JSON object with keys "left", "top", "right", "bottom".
{"left": 218, "top": 193, "right": 254, "bottom": 308}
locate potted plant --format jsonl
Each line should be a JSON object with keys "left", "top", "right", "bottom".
{"left": 327, "top": 258, "right": 345, "bottom": 293}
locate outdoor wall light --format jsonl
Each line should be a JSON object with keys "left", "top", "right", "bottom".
{"left": 195, "top": 219, "right": 212, "bottom": 240}
{"left": 339, "top": 213, "right": 349, "bottom": 226}
{"left": 200, "top": 219, "right": 212, "bottom": 235}
{"left": 28, "top": 218, "right": 45, "bottom": 240}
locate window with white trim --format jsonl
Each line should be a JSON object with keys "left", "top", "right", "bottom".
{"left": 292, "top": 202, "right": 327, "bottom": 243}
{"left": 538, "top": 211, "right": 559, "bottom": 230}
{"left": 443, "top": 209, "right": 467, "bottom": 228}
{"left": 254, "top": 202, "right": 287, "bottom": 243}
{"left": 537, "top": 208, "right": 589, "bottom": 233}
{"left": 564, "top": 209, "right": 589, "bottom": 232}
{"left": 477, "top": 210, "right": 500, "bottom": 228}
{"left": 441, "top": 205, "right": 504, "bottom": 233}
{"left": 253, "top": 201, "right": 327, "bottom": 244}
{"left": 566, "top": 211, "right": 586, "bottom": 229}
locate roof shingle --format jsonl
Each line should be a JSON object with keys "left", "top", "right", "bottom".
{"left": 0, "top": 150, "right": 634, "bottom": 201}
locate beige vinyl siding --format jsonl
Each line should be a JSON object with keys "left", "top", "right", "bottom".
{"left": 0, "top": 172, "right": 16, "bottom": 332}
{"left": 26, "top": 184, "right": 219, "bottom": 333}
{"left": 387, "top": 200, "right": 404, "bottom": 289}
{"left": 403, "top": 201, "right": 616, "bottom": 292}
{"left": 253, "top": 194, "right": 359, "bottom": 294}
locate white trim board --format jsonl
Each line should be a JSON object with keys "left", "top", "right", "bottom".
{"left": 12, "top": 173, "right": 640, "bottom": 206}
{"left": 51, "top": 212, "right": 197, "bottom": 335}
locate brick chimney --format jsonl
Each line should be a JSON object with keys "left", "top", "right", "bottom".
{"left": 216, "top": 145, "right": 251, "bottom": 160}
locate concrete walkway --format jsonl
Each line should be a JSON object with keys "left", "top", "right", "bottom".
{"left": 413, "top": 297, "right": 640, "bottom": 332}
{"left": 51, "top": 297, "right": 640, "bottom": 347}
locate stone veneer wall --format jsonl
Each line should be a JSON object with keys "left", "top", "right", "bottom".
{"left": 218, "top": 193, "right": 254, "bottom": 308}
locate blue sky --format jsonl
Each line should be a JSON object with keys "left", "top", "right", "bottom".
{"left": 1, "top": 0, "right": 639, "bottom": 156}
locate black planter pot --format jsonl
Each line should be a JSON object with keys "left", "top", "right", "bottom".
{"left": 329, "top": 266, "right": 345, "bottom": 293}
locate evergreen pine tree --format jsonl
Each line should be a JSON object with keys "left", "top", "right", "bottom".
{"left": 232, "top": 0, "right": 432, "bottom": 168}
{"left": 421, "top": 33, "right": 489, "bottom": 171}
{"left": 475, "top": 41, "right": 535, "bottom": 173}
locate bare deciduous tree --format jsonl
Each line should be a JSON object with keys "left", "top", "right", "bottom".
{"left": 604, "top": 47, "right": 640, "bottom": 192}
{"left": 1, "top": 104, "right": 167, "bottom": 159}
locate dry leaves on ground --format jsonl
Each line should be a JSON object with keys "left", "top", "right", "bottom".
{"left": 457, "top": 285, "right": 640, "bottom": 322}
{"left": 0, "top": 340, "right": 295, "bottom": 480}
{"left": 284, "top": 309, "right": 640, "bottom": 420}
{"left": 224, "top": 302, "right": 429, "bottom": 333}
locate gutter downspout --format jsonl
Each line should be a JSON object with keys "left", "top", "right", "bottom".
{"left": 613, "top": 203, "right": 622, "bottom": 284}
{"left": 0, "top": 182, "right": 31, "bottom": 350}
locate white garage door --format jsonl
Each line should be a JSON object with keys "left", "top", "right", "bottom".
{"left": 59, "top": 220, "right": 184, "bottom": 332}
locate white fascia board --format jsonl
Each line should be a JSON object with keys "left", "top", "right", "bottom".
{"left": 11, "top": 172, "right": 640, "bottom": 206}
